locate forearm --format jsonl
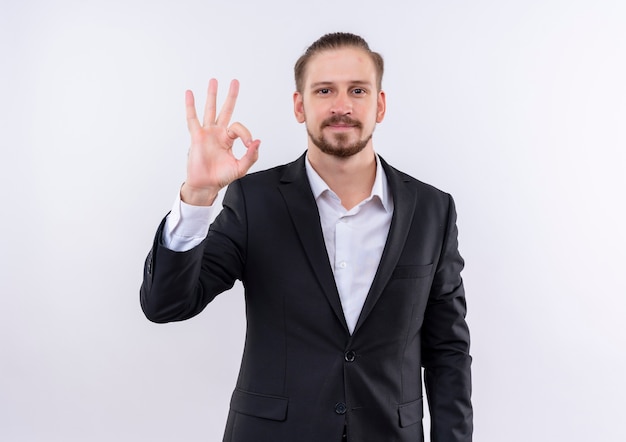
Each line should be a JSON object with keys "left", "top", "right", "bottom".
{"left": 140, "top": 218, "right": 211, "bottom": 323}
{"left": 422, "top": 283, "right": 472, "bottom": 442}
{"left": 140, "top": 181, "right": 247, "bottom": 323}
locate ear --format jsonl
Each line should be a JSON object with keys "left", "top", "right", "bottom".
{"left": 293, "top": 91, "right": 306, "bottom": 123}
{"left": 376, "top": 90, "right": 386, "bottom": 123}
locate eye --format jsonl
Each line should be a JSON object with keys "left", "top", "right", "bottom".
{"left": 352, "top": 88, "right": 366, "bottom": 95}
{"left": 317, "top": 88, "right": 331, "bottom": 95}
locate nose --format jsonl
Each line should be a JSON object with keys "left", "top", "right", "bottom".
{"left": 330, "top": 91, "right": 352, "bottom": 115}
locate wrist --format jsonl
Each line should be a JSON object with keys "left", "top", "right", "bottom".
{"left": 180, "top": 183, "right": 220, "bottom": 206}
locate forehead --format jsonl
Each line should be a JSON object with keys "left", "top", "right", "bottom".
{"left": 304, "top": 47, "right": 377, "bottom": 87}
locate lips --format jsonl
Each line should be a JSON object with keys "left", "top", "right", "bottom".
{"left": 328, "top": 124, "right": 355, "bottom": 129}
{"left": 322, "top": 116, "right": 361, "bottom": 129}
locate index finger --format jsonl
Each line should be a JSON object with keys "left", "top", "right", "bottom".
{"left": 215, "top": 79, "right": 240, "bottom": 127}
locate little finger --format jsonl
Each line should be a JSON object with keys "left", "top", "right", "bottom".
{"left": 185, "top": 90, "right": 201, "bottom": 132}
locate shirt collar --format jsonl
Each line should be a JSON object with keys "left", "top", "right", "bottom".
{"left": 305, "top": 152, "right": 393, "bottom": 213}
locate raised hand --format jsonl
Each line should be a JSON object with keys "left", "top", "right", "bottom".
{"left": 181, "top": 78, "right": 261, "bottom": 206}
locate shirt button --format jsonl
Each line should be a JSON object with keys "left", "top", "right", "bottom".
{"left": 344, "top": 350, "right": 356, "bottom": 362}
{"left": 338, "top": 261, "right": 347, "bottom": 269}
{"left": 335, "top": 402, "right": 347, "bottom": 415}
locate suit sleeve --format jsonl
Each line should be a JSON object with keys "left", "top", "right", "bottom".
{"left": 421, "top": 194, "right": 473, "bottom": 442}
{"left": 140, "top": 180, "right": 248, "bottom": 323}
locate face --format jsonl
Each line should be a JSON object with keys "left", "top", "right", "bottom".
{"left": 293, "top": 47, "right": 386, "bottom": 158}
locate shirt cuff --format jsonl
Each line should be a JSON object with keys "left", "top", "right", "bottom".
{"left": 163, "top": 189, "right": 214, "bottom": 252}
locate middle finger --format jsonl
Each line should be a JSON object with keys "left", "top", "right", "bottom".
{"left": 202, "top": 78, "right": 219, "bottom": 127}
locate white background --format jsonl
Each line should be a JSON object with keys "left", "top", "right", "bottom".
{"left": 1, "top": 0, "right": 625, "bottom": 441}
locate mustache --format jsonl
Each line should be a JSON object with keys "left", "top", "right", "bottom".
{"left": 321, "top": 115, "right": 362, "bottom": 128}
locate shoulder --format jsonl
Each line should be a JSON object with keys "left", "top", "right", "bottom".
{"left": 379, "top": 156, "right": 453, "bottom": 202}
{"left": 237, "top": 154, "right": 306, "bottom": 188}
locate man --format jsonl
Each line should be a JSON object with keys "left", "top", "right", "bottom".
{"left": 141, "top": 32, "right": 472, "bottom": 442}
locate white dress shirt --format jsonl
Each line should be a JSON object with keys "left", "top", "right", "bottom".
{"left": 304, "top": 155, "right": 393, "bottom": 333}
{"left": 163, "top": 154, "right": 394, "bottom": 334}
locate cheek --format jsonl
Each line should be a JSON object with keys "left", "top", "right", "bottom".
{"left": 306, "top": 110, "right": 325, "bottom": 125}
{"left": 362, "top": 108, "right": 379, "bottom": 125}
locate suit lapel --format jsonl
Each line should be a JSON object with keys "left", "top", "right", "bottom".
{"left": 278, "top": 154, "right": 349, "bottom": 332}
{"left": 353, "top": 158, "right": 417, "bottom": 334}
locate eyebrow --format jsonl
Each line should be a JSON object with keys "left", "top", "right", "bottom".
{"left": 309, "top": 80, "right": 373, "bottom": 89}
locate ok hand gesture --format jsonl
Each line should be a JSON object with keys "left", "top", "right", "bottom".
{"left": 181, "top": 79, "right": 261, "bottom": 206}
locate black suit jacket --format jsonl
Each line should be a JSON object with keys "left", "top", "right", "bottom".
{"left": 141, "top": 153, "right": 472, "bottom": 442}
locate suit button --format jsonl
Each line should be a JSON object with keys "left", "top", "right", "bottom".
{"left": 335, "top": 402, "right": 347, "bottom": 415}
{"left": 344, "top": 350, "right": 356, "bottom": 362}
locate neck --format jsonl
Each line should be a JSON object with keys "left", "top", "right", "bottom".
{"left": 308, "top": 145, "right": 377, "bottom": 211}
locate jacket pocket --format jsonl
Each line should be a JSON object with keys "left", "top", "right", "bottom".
{"left": 230, "top": 388, "right": 289, "bottom": 421}
{"left": 391, "top": 264, "right": 433, "bottom": 279}
{"left": 398, "top": 397, "right": 423, "bottom": 428}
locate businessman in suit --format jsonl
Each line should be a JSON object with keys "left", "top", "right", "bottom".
{"left": 141, "top": 32, "right": 472, "bottom": 441}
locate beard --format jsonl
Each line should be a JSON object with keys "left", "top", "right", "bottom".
{"left": 307, "top": 115, "right": 373, "bottom": 158}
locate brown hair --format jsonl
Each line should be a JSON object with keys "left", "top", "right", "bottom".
{"left": 294, "top": 32, "right": 384, "bottom": 93}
